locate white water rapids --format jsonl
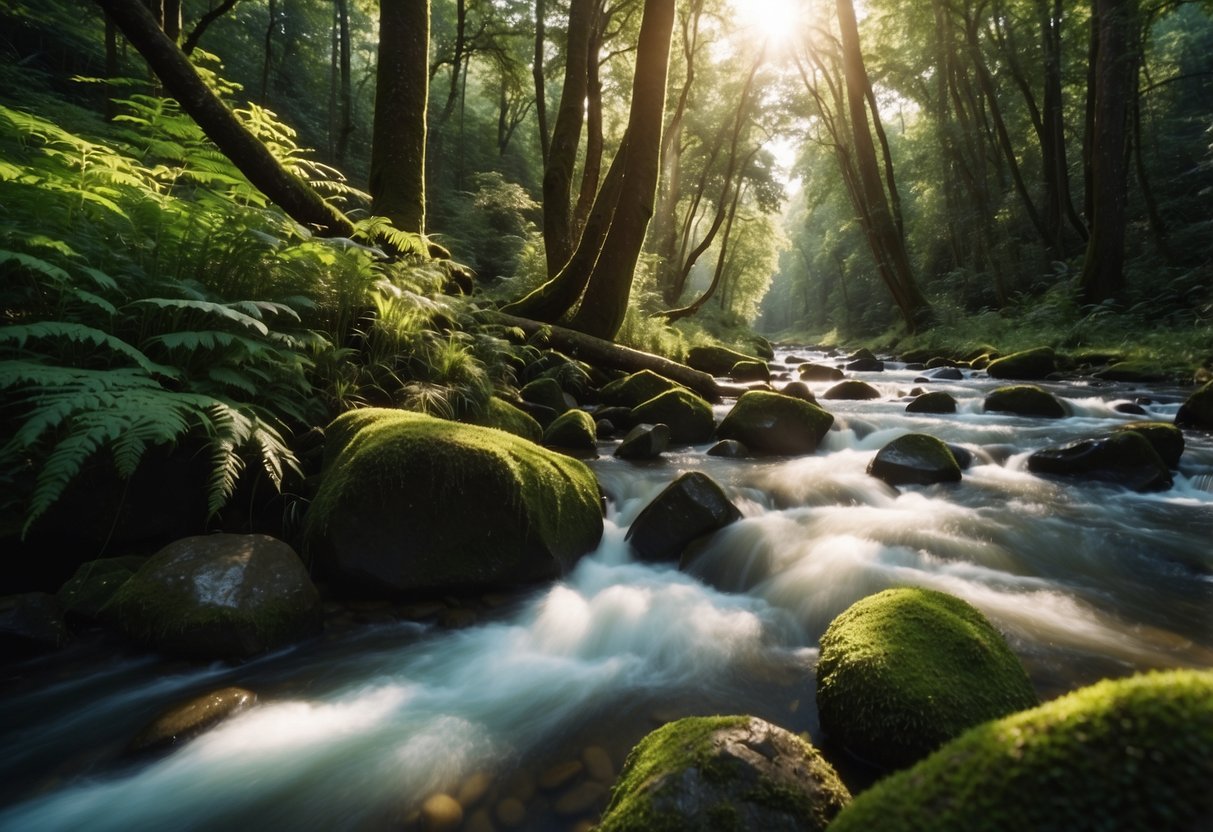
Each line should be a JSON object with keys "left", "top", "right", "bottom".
{"left": 2, "top": 350, "right": 1210, "bottom": 831}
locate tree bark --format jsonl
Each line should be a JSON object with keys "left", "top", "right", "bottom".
{"left": 335, "top": 0, "right": 352, "bottom": 162}
{"left": 93, "top": 0, "right": 355, "bottom": 238}
{"left": 572, "top": 0, "right": 608, "bottom": 237}
{"left": 105, "top": 12, "right": 119, "bottom": 122}
{"left": 533, "top": 0, "right": 551, "bottom": 166}
{"left": 261, "top": 0, "right": 276, "bottom": 105}
{"left": 370, "top": 0, "right": 429, "bottom": 235}
{"left": 163, "top": 0, "right": 181, "bottom": 43}
{"left": 183, "top": 0, "right": 242, "bottom": 56}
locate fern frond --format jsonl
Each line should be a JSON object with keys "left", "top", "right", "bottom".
{"left": 0, "top": 249, "right": 71, "bottom": 284}
{"left": 0, "top": 322, "right": 169, "bottom": 374}
{"left": 130, "top": 298, "right": 270, "bottom": 335}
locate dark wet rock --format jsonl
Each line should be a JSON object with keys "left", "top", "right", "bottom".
{"left": 1116, "top": 422, "right": 1184, "bottom": 468}
{"left": 471, "top": 397, "right": 543, "bottom": 443}
{"left": 846, "top": 348, "right": 878, "bottom": 362}
{"left": 867, "top": 434, "right": 963, "bottom": 486}
{"left": 829, "top": 670, "right": 1213, "bottom": 832}
{"left": 817, "top": 588, "right": 1037, "bottom": 771}
{"left": 56, "top": 556, "right": 145, "bottom": 626}
{"left": 1027, "top": 431, "right": 1173, "bottom": 492}
{"left": 729, "top": 360, "right": 771, "bottom": 383}
{"left": 925, "top": 357, "right": 958, "bottom": 369}
{"left": 542, "top": 409, "right": 598, "bottom": 455}
{"left": 111, "top": 534, "right": 322, "bottom": 660}
{"left": 514, "top": 400, "right": 559, "bottom": 429}
{"left": 1175, "top": 381, "right": 1213, "bottom": 430}
{"left": 687, "top": 345, "right": 764, "bottom": 376}
{"left": 307, "top": 410, "right": 603, "bottom": 597}
{"left": 625, "top": 473, "right": 741, "bottom": 563}
{"left": 632, "top": 389, "right": 715, "bottom": 445}
{"left": 593, "top": 406, "right": 634, "bottom": 432}
{"left": 520, "top": 378, "right": 574, "bottom": 418}
{"left": 968, "top": 355, "right": 992, "bottom": 370}
{"left": 905, "top": 363, "right": 927, "bottom": 371}
{"left": 906, "top": 391, "right": 957, "bottom": 414}
{"left": 823, "top": 380, "right": 882, "bottom": 401}
{"left": 986, "top": 346, "right": 1055, "bottom": 380}
{"left": 845, "top": 358, "right": 885, "bottom": 372}
{"left": 598, "top": 716, "right": 851, "bottom": 832}
{"left": 128, "top": 687, "right": 257, "bottom": 754}
{"left": 947, "top": 444, "right": 974, "bottom": 470}
{"left": 707, "top": 440, "right": 749, "bottom": 459}
{"left": 1093, "top": 360, "right": 1167, "bottom": 382}
{"left": 1113, "top": 401, "right": 1148, "bottom": 416}
{"left": 898, "top": 348, "right": 935, "bottom": 364}
{"left": 983, "top": 385, "right": 1066, "bottom": 418}
{"left": 785, "top": 355, "right": 810, "bottom": 365}
{"left": 750, "top": 336, "right": 776, "bottom": 360}
{"left": 599, "top": 370, "right": 686, "bottom": 409}
{"left": 925, "top": 367, "right": 963, "bottom": 381}
{"left": 798, "top": 363, "right": 845, "bottom": 382}
{"left": 596, "top": 419, "right": 616, "bottom": 439}
{"left": 615, "top": 423, "right": 671, "bottom": 461}
{"left": 0, "top": 592, "right": 70, "bottom": 658}
{"left": 717, "top": 391, "right": 835, "bottom": 455}
{"left": 780, "top": 381, "right": 817, "bottom": 403}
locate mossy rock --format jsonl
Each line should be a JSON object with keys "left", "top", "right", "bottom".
{"left": 632, "top": 389, "right": 715, "bottom": 444}
{"left": 823, "top": 380, "right": 882, "bottom": 401}
{"left": 1093, "top": 360, "right": 1167, "bottom": 382}
{"left": 779, "top": 381, "right": 816, "bottom": 403}
{"left": 845, "top": 357, "right": 885, "bottom": 372}
{"left": 750, "top": 335, "right": 776, "bottom": 359}
{"left": 56, "top": 556, "right": 145, "bottom": 626}
{"left": 600, "top": 370, "right": 687, "bottom": 409}
{"left": 1027, "top": 431, "right": 1172, "bottom": 492}
{"left": 0, "top": 592, "right": 70, "bottom": 657}
{"left": 906, "top": 391, "right": 957, "bottom": 414}
{"left": 625, "top": 472, "right": 741, "bottom": 563}
{"left": 925, "top": 356, "right": 958, "bottom": 369}
{"left": 716, "top": 391, "right": 834, "bottom": 456}
{"left": 986, "top": 347, "right": 1055, "bottom": 380}
{"left": 729, "top": 360, "right": 771, "bottom": 383}
{"left": 543, "top": 409, "right": 598, "bottom": 455}
{"left": 307, "top": 409, "right": 603, "bottom": 595}
{"left": 687, "top": 345, "right": 764, "bottom": 377}
{"left": 845, "top": 348, "right": 877, "bottom": 362}
{"left": 867, "top": 434, "right": 962, "bottom": 486}
{"left": 1175, "top": 381, "right": 1213, "bottom": 430}
{"left": 829, "top": 669, "right": 1213, "bottom": 832}
{"left": 984, "top": 385, "right": 1066, "bottom": 418}
{"left": 598, "top": 716, "right": 851, "bottom": 832}
{"left": 1116, "top": 421, "right": 1184, "bottom": 468}
{"left": 708, "top": 439, "right": 749, "bottom": 459}
{"left": 470, "top": 397, "right": 543, "bottom": 443}
{"left": 615, "top": 423, "right": 671, "bottom": 461}
{"left": 798, "top": 363, "right": 844, "bottom": 382}
{"left": 817, "top": 588, "right": 1037, "bottom": 770}
{"left": 128, "top": 687, "right": 257, "bottom": 755}
{"left": 520, "top": 377, "right": 573, "bottom": 419}
{"left": 110, "top": 534, "right": 321, "bottom": 660}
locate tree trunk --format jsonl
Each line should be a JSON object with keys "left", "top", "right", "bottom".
{"left": 370, "top": 0, "right": 429, "bottom": 236}
{"left": 105, "top": 12, "right": 119, "bottom": 121}
{"left": 261, "top": 0, "right": 276, "bottom": 105}
{"left": 1079, "top": 0, "right": 1139, "bottom": 304}
{"left": 163, "top": 0, "right": 181, "bottom": 43}
{"left": 93, "top": 0, "right": 355, "bottom": 237}
{"left": 572, "top": 0, "right": 607, "bottom": 237}
{"left": 183, "top": 0, "right": 242, "bottom": 56}
{"left": 335, "top": 0, "right": 352, "bottom": 162}
{"left": 1038, "top": 0, "right": 1088, "bottom": 246}
{"left": 533, "top": 0, "right": 550, "bottom": 166}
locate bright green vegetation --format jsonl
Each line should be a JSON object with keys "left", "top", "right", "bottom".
{"left": 830, "top": 669, "right": 1213, "bottom": 832}
{"left": 471, "top": 397, "right": 543, "bottom": 443}
{"left": 816, "top": 587, "right": 1038, "bottom": 770}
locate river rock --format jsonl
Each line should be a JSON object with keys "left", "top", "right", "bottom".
{"left": 846, "top": 348, "right": 877, "bottom": 362}
{"left": 1093, "top": 360, "right": 1167, "bottom": 382}
{"left": 555, "top": 782, "right": 608, "bottom": 817}
{"left": 520, "top": 378, "right": 574, "bottom": 421}
{"left": 867, "top": 434, "right": 963, "bottom": 486}
{"left": 716, "top": 390, "right": 835, "bottom": 455}
{"left": 631, "top": 389, "right": 715, "bottom": 444}
{"left": 925, "top": 357, "right": 958, "bottom": 369}
{"left": 542, "top": 409, "right": 597, "bottom": 455}
{"left": 845, "top": 357, "right": 885, "bottom": 372}
{"left": 615, "top": 423, "right": 670, "bottom": 460}
{"left": 905, "top": 391, "right": 957, "bottom": 414}
{"left": 1116, "top": 421, "right": 1184, "bottom": 468}
{"left": 750, "top": 335, "right": 776, "bottom": 359}
{"left": 799, "top": 363, "right": 845, "bottom": 382}
{"left": 597, "top": 716, "right": 851, "bottom": 832}
{"left": 779, "top": 381, "right": 817, "bottom": 403}
{"left": 983, "top": 385, "right": 1066, "bottom": 418}
{"left": 1113, "top": 400, "right": 1148, "bottom": 415}
{"left": 817, "top": 588, "right": 1037, "bottom": 770}
{"left": 823, "top": 380, "right": 882, "bottom": 401}
{"left": 593, "top": 406, "right": 634, "bottom": 432}
{"left": 110, "top": 534, "right": 321, "bottom": 659}
{"left": 1175, "top": 381, "right": 1213, "bottom": 430}
{"left": 419, "top": 793, "right": 463, "bottom": 832}
{"left": 1027, "top": 431, "right": 1172, "bottom": 492}
{"left": 599, "top": 370, "right": 686, "bottom": 409}
{"left": 924, "top": 366, "right": 963, "bottom": 380}
{"left": 307, "top": 409, "right": 603, "bottom": 596}
{"left": 729, "top": 359, "right": 770, "bottom": 383}
{"left": 582, "top": 746, "right": 615, "bottom": 783}
{"left": 687, "top": 345, "right": 764, "bottom": 376}
{"left": 828, "top": 669, "right": 1213, "bottom": 832}
{"left": 56, "top": 556, "right": 145, "bottom": 626}
{"left": 0, "top": 592, "right": 69, "bottom": 657}
{"left": 128, "top": 686, "right": 257, "bottom": 754}
{"left": 472, "top": 397, "right": 543, "bottom": 443}
{"left": 707, "top": 439, "right": 749, "bottom": 459}
{"left": 625, "top": 473, "right": 741, "bottom": 563}
{"left": 986, "top": 346, "right": 1055, "bottom": 380}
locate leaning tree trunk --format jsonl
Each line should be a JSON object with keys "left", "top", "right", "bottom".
{"left": 93, "top": 0, "right": 355, "bottom": 237}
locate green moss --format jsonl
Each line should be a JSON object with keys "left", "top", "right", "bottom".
{"left": 905, "top": 391, "right": 957, "bottom": 414}
{"left": 867, "top": 433, "right": 962, "bottom": 486}
{"left": 729, "top": 360, "right": 770, "bottom": 382}
{"left": 688, "top": 345, "right": 765, "bottom": 376}
{"left": 542, "top": 408, "right": 597, "bottom": 452}
{"left": 817, "top": 587, "right": 1037, "bottom": 770}
{"left": 632, "top": 389, "right": 715, "bottom": 444}
{"left": 984, "top": 385, "right": 1067, "bottom": 418}
{"left": 716, "top": 390, "right": 835, "bottom": 455}
{"left": 1115, "top": 422, "right": 1183, "bottom": 468}
{"left": 830, "top": 670, "right": 1213, "bottom": 832}
{"left": 600, "top": 370, "right": 688, "bottom": 408}
{"left": 1176, "top": 381, "right": 1213, "bottom": 430}
{"left": 470, "top": 397, "right": 543, "bottom": 443}
{"left": 986, "top": 346, "right": 1056, "bottom": 380}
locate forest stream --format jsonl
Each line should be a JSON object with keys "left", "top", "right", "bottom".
{"left": 1, "top": 348, "right": 1211, "bottom": 832}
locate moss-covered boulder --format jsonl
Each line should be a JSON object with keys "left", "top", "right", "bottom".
{"left": 845, "top": 357, "right": 885, "bottom": 372}
{"left": 867, "top": 434, "right": 963, "bottom": 486}
{"left": 625, "top": 472, "right": 741, "bottom": 563}
{"left": 779, "top": 381, "right": 817, "bottom": 403}
{"left": 729, "top": 360, "right": 771, "bottom": 383}
{"left": 986, "top": 346, "right": 1055, "bottom": 380}
{"left": 829, "top": 669, "right": 1213, "bottom": 832}
{"left": 597, "top": 716, "right": 851, "bottom": 832}
{"left": 615, "top": 423, "right": 671, "bottom": 461}
{"left": 1175, "top": 381, "right": 1213, "bottom": 430}
{"left": 1093, "top": 360, "right": 1167, "bottom": 382}
{"left": 687, "top": 345, "right": 764, "bottom": 376}
{"left": 56, "top": 556, "right": 145, "bottom": 626}
{"left": 925, "top": 366, "right": 963, "bottom": 380}
{"left": 308, "top": 410, "right": 603, "bottom": 595}
{"left": 1027, "top": 431, "right": 1172, "bottom": 492}
{"left": 471, "top": 397, "right": 543, "bottom": 443}
{"left": 984, "top": 385, "right": 1066, "bottom": 418}
{"left": 817, "top": 588, "right": 1037, "bottom": 770}
{"left": 543, "top": 409, "right": 598, "bottom": 455}
{"left": 0, "top": 592, "right": 70, "bottom": 658}
{"left": 520, "top": 377, "right": 574, "bottom": 420}
{"left": 128, "top": 687, "right": 257, "bottom": 754}
{"left": 708, "top": 439, "right": 749, "bottom": 459}
{"left": 716, "top": 391, "right": 835, "bottom": 456}
{"left": 632, "top": 389, "right": 715, "bottom": 445}
{"left": 110, "top": 534, "right": 321, "bottom": 660}
{"left": 750, "top": 335, "right": 776, "bottom": 359}
{"left": 798, "top": 363, "right": 844, "bottom": 382}
{"left": 600, "top": 370, "right": 687, "bottom": 409}
{"left": 906, "top": 391, "right": 957, "bottom": 414}
{"left": 823, "top": 380, "right": 882, "bottom": 401}
{"left": 1116, "top": 421, "right": 1184, "bottom": 468}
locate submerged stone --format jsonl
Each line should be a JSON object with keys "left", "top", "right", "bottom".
{"left": 986, "top": 346, "right": 1055, "bottom": 380}
{"left": 829, "top": 670, "right": 1213, "bottom": 832}
{"left": 598, "top": 716, "right": 851, "bottom": 832}
{"left": 1027, "top": 430, "right": 1172, "bottom": 492}
{"left": 823, "top": 380, "right": 882, "bottom": 401}
{"left": 625, "top": 472, "right": 741, "bottom": 563}
{"left": 867, "top": 434, "right": 962, "bottom": 486}
{"left": 984, "top": 385, "right": 1066, "bottom": 418}
{"left": 128, "top": 687, "right": 256, "bottom": 754}
{"left": 905, "top": 391, "right": 957, "bottom": 414}
{"left": 631, "top": 389, "right": 715, "bottom": 444}
{"left": 707, "top": 439, "right": 749, "bottom": 459}
{"left": 716, "top": 390, "right": 835, "bottom": 455}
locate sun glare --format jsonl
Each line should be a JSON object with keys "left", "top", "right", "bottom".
{"left": 736, "top": 0, "right": 805, "bottom": 48}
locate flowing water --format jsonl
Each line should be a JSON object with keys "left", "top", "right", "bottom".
{"left": 2, "top": 350, "right": 1211, "bottom": 831}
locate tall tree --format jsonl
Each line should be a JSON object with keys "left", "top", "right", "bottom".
{"left": 370, "top": 0, "right": 430, "bottom": 235}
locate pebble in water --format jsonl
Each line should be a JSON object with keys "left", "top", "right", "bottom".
{"left": 538, "top": 760, "right": 583, "bottom": 790}
{"left": 419, "top": 794, "right": 462, "bottom": 832}
{"left": 581, "top": 746, "right": 614, "bottom": 783}
{"left": 494, "top": 797, "right": 526, "bottom": 828}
